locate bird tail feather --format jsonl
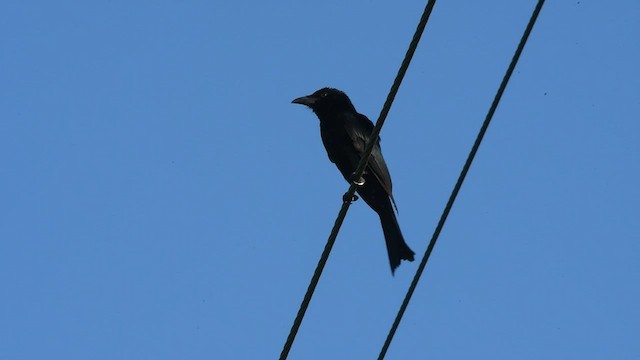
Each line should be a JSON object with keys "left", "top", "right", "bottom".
{"left": 379, "top": 210, "right": 415, "bottom": 274}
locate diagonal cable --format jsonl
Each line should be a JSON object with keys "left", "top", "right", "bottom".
{"left": 279, "top": 1, "right": 437, "bottom": 359}
{"left": 377, "top": 1, "right": 546, "bottom": 358}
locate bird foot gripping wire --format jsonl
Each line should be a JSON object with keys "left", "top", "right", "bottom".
{"left": 343, "top": 192, "right": 359, "bottom": 204}
{"left": 343, "top": 173, "right": 365, "bottom": 203}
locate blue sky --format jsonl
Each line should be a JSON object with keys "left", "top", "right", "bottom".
{"left": 1, "top": 1, "right": 639, "bottom": 359}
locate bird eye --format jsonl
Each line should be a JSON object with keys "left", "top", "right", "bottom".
{"left": 321, "top": 92, "right": 328, "bottom": 98}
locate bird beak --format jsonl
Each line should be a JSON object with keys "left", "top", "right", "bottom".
{"left": 292, "top": 95, "right": 316, "bottom": 106}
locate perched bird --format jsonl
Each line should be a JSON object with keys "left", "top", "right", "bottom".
{"left": 292, "top": 87, "right": 415, "bottom": 273}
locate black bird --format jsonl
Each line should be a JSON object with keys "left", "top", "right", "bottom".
{"left": 292, "top": 88, "right": 415, "bottom": 273}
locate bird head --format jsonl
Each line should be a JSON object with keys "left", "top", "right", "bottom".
{"left": 292, "top": 88, "right": 356, "bottom": 118}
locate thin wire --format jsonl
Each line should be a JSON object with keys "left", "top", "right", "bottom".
{"left": 377, "top": 1, "right": 546, "bottom": 358}
{"left": 279, "top": 1, "right": 437, "bottom": 359}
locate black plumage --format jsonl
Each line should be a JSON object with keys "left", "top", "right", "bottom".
{"left": 292, "top": 88, "right": 415, "bottom": 273}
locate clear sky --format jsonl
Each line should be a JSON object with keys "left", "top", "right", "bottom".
{"left": 1, "top": 1, "right": 639, "bottom": 359}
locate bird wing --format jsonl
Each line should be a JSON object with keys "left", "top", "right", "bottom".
{"left": 345, "top": 113, "right": 395, "bottom": 198}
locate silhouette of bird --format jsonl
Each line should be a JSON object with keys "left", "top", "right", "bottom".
{"left": 292, "top": 87, "right": 415, "bottom": 273}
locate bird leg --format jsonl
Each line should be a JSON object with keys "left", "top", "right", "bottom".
{"left": 342, "top": 172, "right": 365, "bottom": 203}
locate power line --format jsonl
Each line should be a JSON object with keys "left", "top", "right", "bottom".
{"left": 377, "top": 1, "right": 546, "bottom": 358}
{"left": 279, "top": 1, "right": 437, "bottom": 359}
